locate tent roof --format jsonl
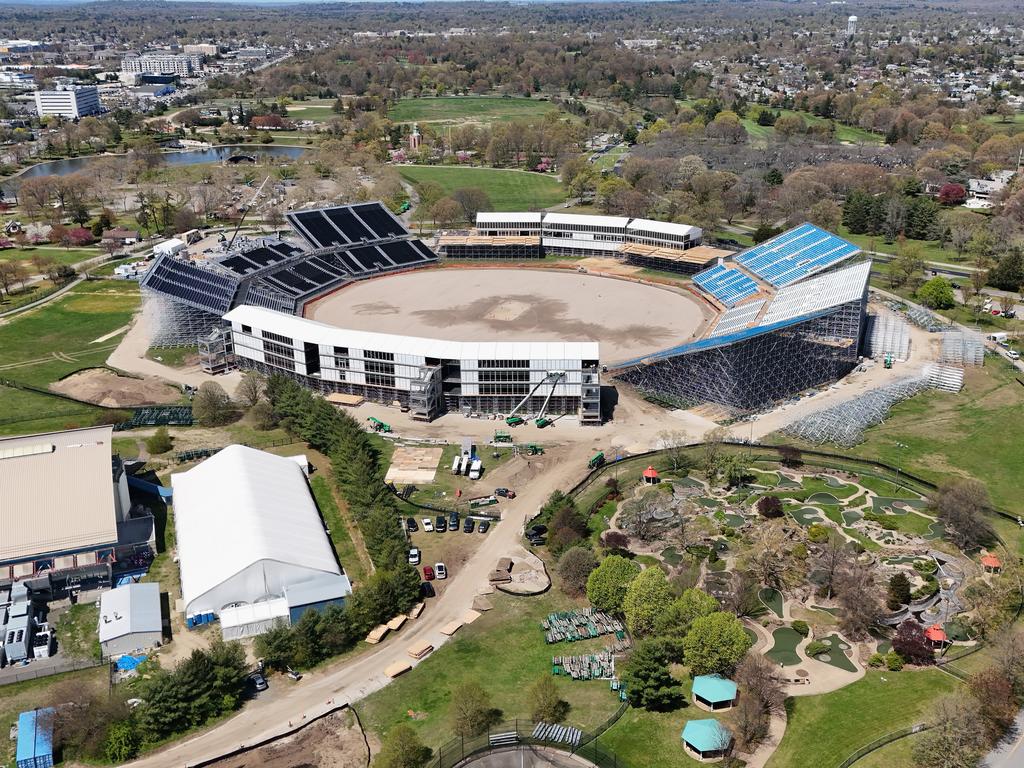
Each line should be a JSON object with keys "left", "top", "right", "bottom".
{"left": 682, "top": 719, "right": 731, "bottom": 752}
{"left": 642, "top": 465, "right": 659, "bottom": 478}
{"left": 692, "top": 674, "right": 738, "bottom": 703}
{"left": 171, "top": 445, "right": 340, "bottom": 614}
{"left": 981, "top": 554, "right": 1002, "bottom": 568}
{"left": 925, "top": 623, "right": 947, "bottom": 642}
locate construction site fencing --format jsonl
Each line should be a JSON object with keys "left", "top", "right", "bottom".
{"left": 836, "top": 723, "right": 931, "bottom": 768}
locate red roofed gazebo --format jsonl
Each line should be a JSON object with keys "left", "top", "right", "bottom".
{"left": 642, "top": 466, "right": 660, "bottom": 485}
{"left": 981, "top": 554, "right": 1002, "bottom": 573}
{"left": 924, "top": 624, "right": 948, "bottom": 648}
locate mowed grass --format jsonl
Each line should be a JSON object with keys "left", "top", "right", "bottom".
{"left": 310, "top": 474, "right": 368, "bottom": 586}
{"left": 767, "top": 670, "right": 959, "bottom": 768}
{"left": 0, "top": 245, "right": 102, "bottom": 271}
{"left": 389, "top": 96, "right": 559, "bottom": 124}
{"left": 398, "top": 165, "right": 565, "bottom": 211}
{"left": 358, "top": 591, "right": 619, "bottom": 748}
{"left": 597, "top": 702, "right": 720, "bottom": 768}
{"left": 0, "top": 279, "right": 139, "bottom": 434}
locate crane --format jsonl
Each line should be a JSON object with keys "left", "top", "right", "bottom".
{"left": 226, "top": 174, "right": 271, "bottom": 250}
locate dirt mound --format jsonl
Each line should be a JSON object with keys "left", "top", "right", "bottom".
{"left": 51, "top": 368, "right": 182, "bottom": 407}
{"left": 206, "top": 710, "right": 369, "bottom": 768}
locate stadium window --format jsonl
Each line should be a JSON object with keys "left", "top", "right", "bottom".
{"left": 241, "top": 324, "right": 252, "bottom": 334}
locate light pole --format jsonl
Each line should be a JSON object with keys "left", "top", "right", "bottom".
{"left": 894, "top": 441, "right": 908, "bottom": 491}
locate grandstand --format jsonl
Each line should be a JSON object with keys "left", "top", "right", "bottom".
{"left": 692, "top": 264, "right": 761, "bottom": 307}
{"left": 734, "top": 223, "right": 859, "bottom": 286}
{"left": 141, "top": 203, "right": 438, "bottom": 346}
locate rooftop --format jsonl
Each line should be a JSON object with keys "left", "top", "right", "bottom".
{"left": 98, "top": 582, "right": 162, "bottom": 644}
{"left": 682, "top": 719, "right": 731, "bottom": 753}
{"left": 692, "top": 674, "right": 738, "bottom": 703}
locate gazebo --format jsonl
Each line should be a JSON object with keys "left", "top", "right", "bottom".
{"left": 692, "top": 674, "right": 738, "bottom": 711}
{"left": 924, "top": 623, "right": 948, "bottom": 649}
{"left": 981, "top": 554, "right": 1002, "bottom": 574}
{"left": 682, "top": 719, "right": 732, "bottom": 763}
{"left": 642, "top": 466, "right": 660, "bottom": 485}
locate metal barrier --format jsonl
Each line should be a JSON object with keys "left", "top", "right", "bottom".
{"left": 836, "top": 723, "right": 931, "bottom": 768}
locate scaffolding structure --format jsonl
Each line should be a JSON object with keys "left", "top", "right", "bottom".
{"left": 923, "top": 364, "right": 965, "bottom": 392}
{"left": 906, "top": 306, "right": 947, "bottom": 333}
{"left": 938, "top": 331, "right": 985, "bottom": 367}
{"left": 864, "top": 313, "right": 911, "bottom": 361}
{"left": 143, "top": 290, "right": 224, "bottom": 348}
{"left": 781, "top": 375, "right": 930, "bottom": 446}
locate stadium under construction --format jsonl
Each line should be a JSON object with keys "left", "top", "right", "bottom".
{"left": 140, "top": 205, "right": 871, "bottom": 421}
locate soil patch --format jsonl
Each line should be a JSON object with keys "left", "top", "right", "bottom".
{"left": 51, "top": 367, "right": 181, "bottom": 407}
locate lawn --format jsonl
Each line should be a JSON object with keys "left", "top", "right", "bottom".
{"left": 55, "top": 602, "right": 101, "bottom": 660}
{"left": 406, "top": 443, "right": 516, "bottom": 507}
{"left": 767, "top": 670, "right": 959, "bottom": 768}
{"left": 398, "top": 165, "right": 566, "bottom": 211}
{"left": 591, "top": 144, "right": 628, "bottom": 171}
{"left": 146, "top": 345, "right": 197, "bottom": 369}
{"left": 389, "top": 96, "right": 559, "bottom": 124}
{"left": 0, "top": 279, "right": 140, "bottom": 435}
{"left": 310, "top": 474, "right": 369, "bottom": 586}
{"left": 0, "top": 245, "right": 102, "bottom": 272}
{"left": 597, "top": 702, "right": 723, "bottom": 768}
{"left": 358, "top": 591, "right": 619, "bottom": 749}
{"left": 835, "top": 224, "right": 955, "bottom": 265}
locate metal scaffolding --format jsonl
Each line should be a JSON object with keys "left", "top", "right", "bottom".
{"left": 143, "top": 290, "right": 224, "bottom": 348}
{"left": 938, "top": 331, "right": 985, "bottom": 367}
{"left": 864, "top": 313, "right": 911, "bottom": 361}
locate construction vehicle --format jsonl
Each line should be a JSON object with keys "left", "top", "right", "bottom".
{"left": 506, "top": 416, "right": 525, "bottom": 427}
{"left": 525, "top": 443, "right": 545, "bottom": 455}
{"left": 368, "top": 417, "right": 392, "bottom": 433}
{"left": 535, "top": 417, "right": 552, "bottom": 428}
{"left": 883, "top": 353, "right": 894, "bottom": 369}
{"left": 588, "top": 452, "right": 605, "bottom": 470}
{"left": 469, "top": 458, "right": 483, "bottom": 480}
{"left": 493, "top": 430, "right": 513, "bottom": 443}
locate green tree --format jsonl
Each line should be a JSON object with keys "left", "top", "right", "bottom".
{"left": 682, "top": 612, "right": 752, "bottom": 676}
{"left": 452, "top": 681, "right": 501, "bottom": 737}
{"left": 292, "top": 608, "right": 324, "bottom": 668}
{"left": 558, "top": 547, "right": 597, "bottom": 597}
{"left": 373, "top": 724, "right": 433, "bottom": 768}
{"left": 916, "top": 276, "right": 956, "bottom": 309}
{"left": 255, "top": 622, "right": 296, "bottom": 671}
{"left": 145, "top": 426, "right": 173, "bottom": 455}
{"left": 103, "top": 720, "right": 139, "bottom": 762}
{"left": 530, "top": 675, "right": 570, "bottom": 723}
{"left": 191, "top": 381, "right": 237, "bottom": 426}
{"left": 888, "top": 573, "right": 912, "bottom": 609}
{"left": 622, "top": 567, "right": 674, "bottom": 637}
{"left": 623, "top": 638, "right": 684, "bottom": 710}
{"left": 654, "top": 588, "right": 719, "bottom": 639}
{"left": 586, "top": 555, "right": 642, "bottom": 613}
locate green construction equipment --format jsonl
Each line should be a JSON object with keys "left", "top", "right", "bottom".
{"left": 525, "top": 443, "right": 545, "bottom": 455}
{"left": 884, "top": 353, "right": 894, "bottom": 369}
{"left": 535, "top": 417, "right": 552, "bottom": 428}
{"left": 493, "top": 430, "right": 513, "bottom": 443}
{"left": 506, "top": 416, "right": 525, "bottom": 427}
{"left": 588, "top": 452, "right": 605, "bottom": 470}
{"left": 367, "top": 416, "right": 392, "bottom": 433}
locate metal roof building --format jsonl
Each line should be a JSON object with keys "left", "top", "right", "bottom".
{"left": 171, "top": 446, "right": 347, "bottom": 635}
{"left": 98, "top": 582, "right": 163, "bottom": 659}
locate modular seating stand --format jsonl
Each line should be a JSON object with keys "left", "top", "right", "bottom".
{"left": 692, "top": 264, "right": 760, "bottom": 306}
{"left": 737, "top": 223, "right": 859, "bottom": 287}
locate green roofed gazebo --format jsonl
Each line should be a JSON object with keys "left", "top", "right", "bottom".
{"left": 692, "top": 674, "right": 739, "bottom": 711}
{"left": 682, "top": 719, "right": 733, "bottom": 763}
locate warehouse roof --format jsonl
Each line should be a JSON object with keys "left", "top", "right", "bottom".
{"left": 171, "top": 445, "right": 341, "bottom": 616}
{"left": 0, "top": 426, "right": 118, "bottom": 564}
{"left": 98, "top": 582, "right": 162, "bottom": 644}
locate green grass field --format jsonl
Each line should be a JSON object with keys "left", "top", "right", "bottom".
{"left": 0, "top": 245, "right": 102, "bottom": 272}
{"left": 358, "top": 591, "right": 619, "bottom": 749}
{"left": 597, "top": 703, "right": 722, "bottom": 768}
{"left": 591, "top": 145, "right": 628, "bottom": 170}
{"left": 389, "top": 96, "right": 559, "bottom": 124}
{"left": 768, "top": 670, "right": 958, "bottom": 768}
{"left": 398, "top": 165, "right": 566, "bottom": 211}
{"left": 0, "top": 279, "right": 139, "bottom": 435}
{"left": 310, "top": 474, "right": 368, "bottom": 585}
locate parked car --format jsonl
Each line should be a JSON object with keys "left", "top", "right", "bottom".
{"left": 478, "top": 520, "right": 490, "bottom": 533}
{"left": 286, "top": 668, "right": 303, "bottom": 681}
{"left": 423, "top": 565, "right": 435, "bottom": 580}
{"left": 422, "top": 518, "right": 433, "bottom": 533}
{"left": 435, "top": 562, "right": 448, "bottom": 579}
{"left": 1008, "top": 350, "right": 1020, "bottom": 361}
{"left": 1004, "top": 310, "right": 1017, "bottom": 319}
{"left": 449, "top": 511, "right": 460, "bottom": 531}
{"left": 248, "top": 672, "right": 268, "bottom": 692}
{"left": 420, "top": 581, "right": 436, "bottom": 598}
{"left": 408, "top": 547, "right": 421, "bottom": 565}
{"left": 406, "top": 517, "right": 418, "bottom": 533}
{"left": 435, "top": 515, "right": 447, "bottom": 533}
{"left": 495, "top": 487, "right": 516, "bottom": 499}
{"left": 529, "top": 524, "right": 548, "bottom": 536}
{"left": 463, "top": 517, "right": 475, "bottom": 533}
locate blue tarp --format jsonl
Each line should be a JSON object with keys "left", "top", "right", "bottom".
{"left": 117, "top": 654, "right": 147, "bottom": 671}
{"left": 127, "top": 475, "right": 173, "bottom": 498}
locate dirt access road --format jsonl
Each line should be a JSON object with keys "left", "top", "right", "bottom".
{"left": 127, "top": 442, "right": 594, "bottom": 768}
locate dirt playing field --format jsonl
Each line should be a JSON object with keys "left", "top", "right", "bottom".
{"left": 304, "top": 268, "right": 709, "bottom": 363}
{"left": 51, "top": 367, "right": 182, "bottom": 407}
{"left": 205, "top": 709, "right": 369, "bottom": 768}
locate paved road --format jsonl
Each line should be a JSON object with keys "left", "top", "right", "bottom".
{"left": 983, "top": 710, "right": 1024, "bottom": 768}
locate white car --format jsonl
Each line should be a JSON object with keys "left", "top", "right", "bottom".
{"left": 408, "top": 547, "right": 421, "bottom": 565}
{"left": 434, "top": 562, "right": 448, "bottom": 580}
{"left": 422, "top": 518, "right": 434, "bottom": 532}
{"left": 1007, "top": 350, "right": 1020, "bottom": 361}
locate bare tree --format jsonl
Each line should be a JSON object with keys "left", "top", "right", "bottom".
{"left": 236, "top": 371, "right": 265, "bottom": 408}
{"left": 931, "top": 478, "right": 995, "bottom": 551}
{"left": 835, "top": 560, "right": 882, "bottom": 639}
{"left": 912, "top": 695, "right": 987, "bottom": 768}
{"left": 740, "top": 523, "right": 801, "bottom": 590}
{"left": 815, "top": 530, "right": 852, "bottom": 600}
{"left": 658, "top": 430, "right": 692, "bottom": 473}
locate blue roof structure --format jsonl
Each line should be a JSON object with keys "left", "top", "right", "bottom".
{"left": 16, "top": 709, "right": 55, "bottom": 768}
{"left": 692, "top": 264, "right": 760, "bottom": 306}
{"left": 692, "top": 674, "right": 738, "bottom": 704}
{"left": 736, "top": 223, "right": 859, "bottom": 287}
{"left": 682, "top": 719, "right": 731, "bottom": 754}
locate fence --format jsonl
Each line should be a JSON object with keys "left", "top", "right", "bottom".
{"left": 836, "top": 723, "right": 931, "bottom": 768}
{"left": 0, "top": 656, "right": 105, "bottom": 687}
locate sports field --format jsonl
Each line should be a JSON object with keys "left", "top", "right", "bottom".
{"left": 305, "top": 268, "right": 709, "bottom": 362}
{"left": 399, "top": 165, "right": 566, "bottom": 210}
{"left": 389, "top": 96, "right": 559, "bottom": 124}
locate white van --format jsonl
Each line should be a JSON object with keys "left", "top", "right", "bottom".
{"left": 469, "top": 459, "right": 483, "bottom": 480}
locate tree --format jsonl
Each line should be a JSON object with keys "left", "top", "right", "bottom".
{"left": 888, "top": 573, "right": 912, "bottom": 609}
{"left": 756, "top": 496, "right": 783, "bottom": 518}
{"left": 892, "top": 620, "right": 934, "bottom": 666}
{"left": 547, "top": 494, "right": 589, "bottom": 554}
{"left": 192, "top": 381, "right": 237, "bottom": 426}
{"left": 237, "top": 370, "right": 265, "bottom": 408}
{"left": 586, "top": 555, "right": 641, "bottom": 613}
{"left": 250, "top": 400, "right": 277, "bottom": 431}
{"left": 623, "top": 638, "right": 684, "bottom": 710}
{"left": 451, "top": 187, "right": 492, "bottom": 221}
{"left": 912, "top": 695, "right": 987, "bottom": 768}
{"left": 373, "top": 725, "right": 433, "bottom": 768}
{"left": 658, "top": 430, "right": 692, "bottom": 473}
{"left": 835, "top": 561, "right": 882, "bottom": 639}
{"left": 103, "top": 720, "right": 140, "bottom": 763}
{"left": 816, "top": 530, "right": 853, "bottom": 600}
{"left": 623, "top": 568, "right": 674, "bottom": 637}
{"left": 145, "top": 426, "right": 173, "bottom": 455}
{"left": 653, "top": 588, "right": 719, "bottom": 652}
{"left": 917, "top": 276, "right": 956, "bottom": 309}
{"left": 452, "top": 682, "right": 500, "bottom": 737}
{"left": 732, "top": 654, "right": 785, "bottom": 749}
{"left": 530, "top": 675, "right": 570, "bottom": 723}
{"left": 682, "top": 612, "right": 752, "bottom": 676}
{"left": 969, "top": 669, "right": 1017, "bottom": 745}
{"left": 430, "top": 196, "right": 462, "bottom": 228}
{"left": 557, "top": 547, "right": 597, "bottom": 597}
{"left": 931, "top": 478, "right": 995, "bottom": 551}
{"left": 741, "top": 522, "right": 800, "bottom": 590}
{"left": 254, "top": 622, "right": 296, "bottom": 670}
{"left": 937, "top": 183, "right": 967, "bottom": 206}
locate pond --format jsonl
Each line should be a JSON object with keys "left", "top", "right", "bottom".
{"left": 3, "top": 144, "right": 308, "bottom": 193}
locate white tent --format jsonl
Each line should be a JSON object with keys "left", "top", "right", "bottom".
{"left": 171, "top": 445, "right": 341, "bottom": 622}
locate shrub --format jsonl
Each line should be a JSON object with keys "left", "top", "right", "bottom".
{"left": 805, "top": 640, "right": 830, "bottom": 656}
{"left": 807, "top": 524, "right": 830, "bottom": 543}
{"left": 885, "top": 651, "right": 905, "bottom": 671}
{"left": 145, "top": 426, "right": 173, "bottom": 455}
{"left": 868, "top": 652, "right": 886, "bottom": 668}
{"left": 757, "top": 495, "right": 784, "bottom": 518}
{"left": 792, "top": 620, "right": 810, "bottom": 637}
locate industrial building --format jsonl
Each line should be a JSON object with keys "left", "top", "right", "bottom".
{"left": 224, "top": 304, "right": 602, "bottom": 423}
{"left": 171, "top": 446, "right": 352, "bottom": 639}
{"left": 0, "top": 426, "right": 154, "bottom": 593}
{"left": 98, "top": 582, "right": 163, "bottom": 659}
{"left": 33, "top": 85, "right": 101, "bottom": 118}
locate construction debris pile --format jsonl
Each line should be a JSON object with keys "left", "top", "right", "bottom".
{"left": 552, "top": 649, "right": 615, "bottom": 680}
{"left": 541, "top": 609, "right": 624, "bottom": 644}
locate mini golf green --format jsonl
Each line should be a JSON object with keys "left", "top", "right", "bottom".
{"left": 777, "top": 475, "right": 801, "bottom": 488}
{"left": 759, "top": 588, "right": 784, "bottom": 618}
{"left": 810, "top": 605, "right": 840, "bottom": 616}
{"left": 816, "top": 634, "right": 857, "bottom": 672}
{"left": 673, "top": 476, "right": 704, "bottom": 488}
{"left": 924, "top": 521, "right": 946, "bottom": 541}
{"left": 661, "top": 546, "right": 683, "bottom": 565}
{"left": 883, "top": 556, "right": 921, "bottom": 566}
{"left": 823, "top": 475, "right": 849, "bottom": 488}
{"left": 697, "top": 497, "right": 721, "bottom": 508}
{"left": 841, "top": 510, "right": 863, "bottom": 526}
{"left": 744, "top": 627, "right": 758, "bottom": 645}
{"left": 766, "top": 626, "right": 802, "bottom": 666}
{"left": 807, "top": 492, "right": 842, "bottom": 506}
{"left": 790, "top": 507, "right": 823, "bottom": 526}
{"left": 723, "top": 513, "right": 746, "bottom": 528}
